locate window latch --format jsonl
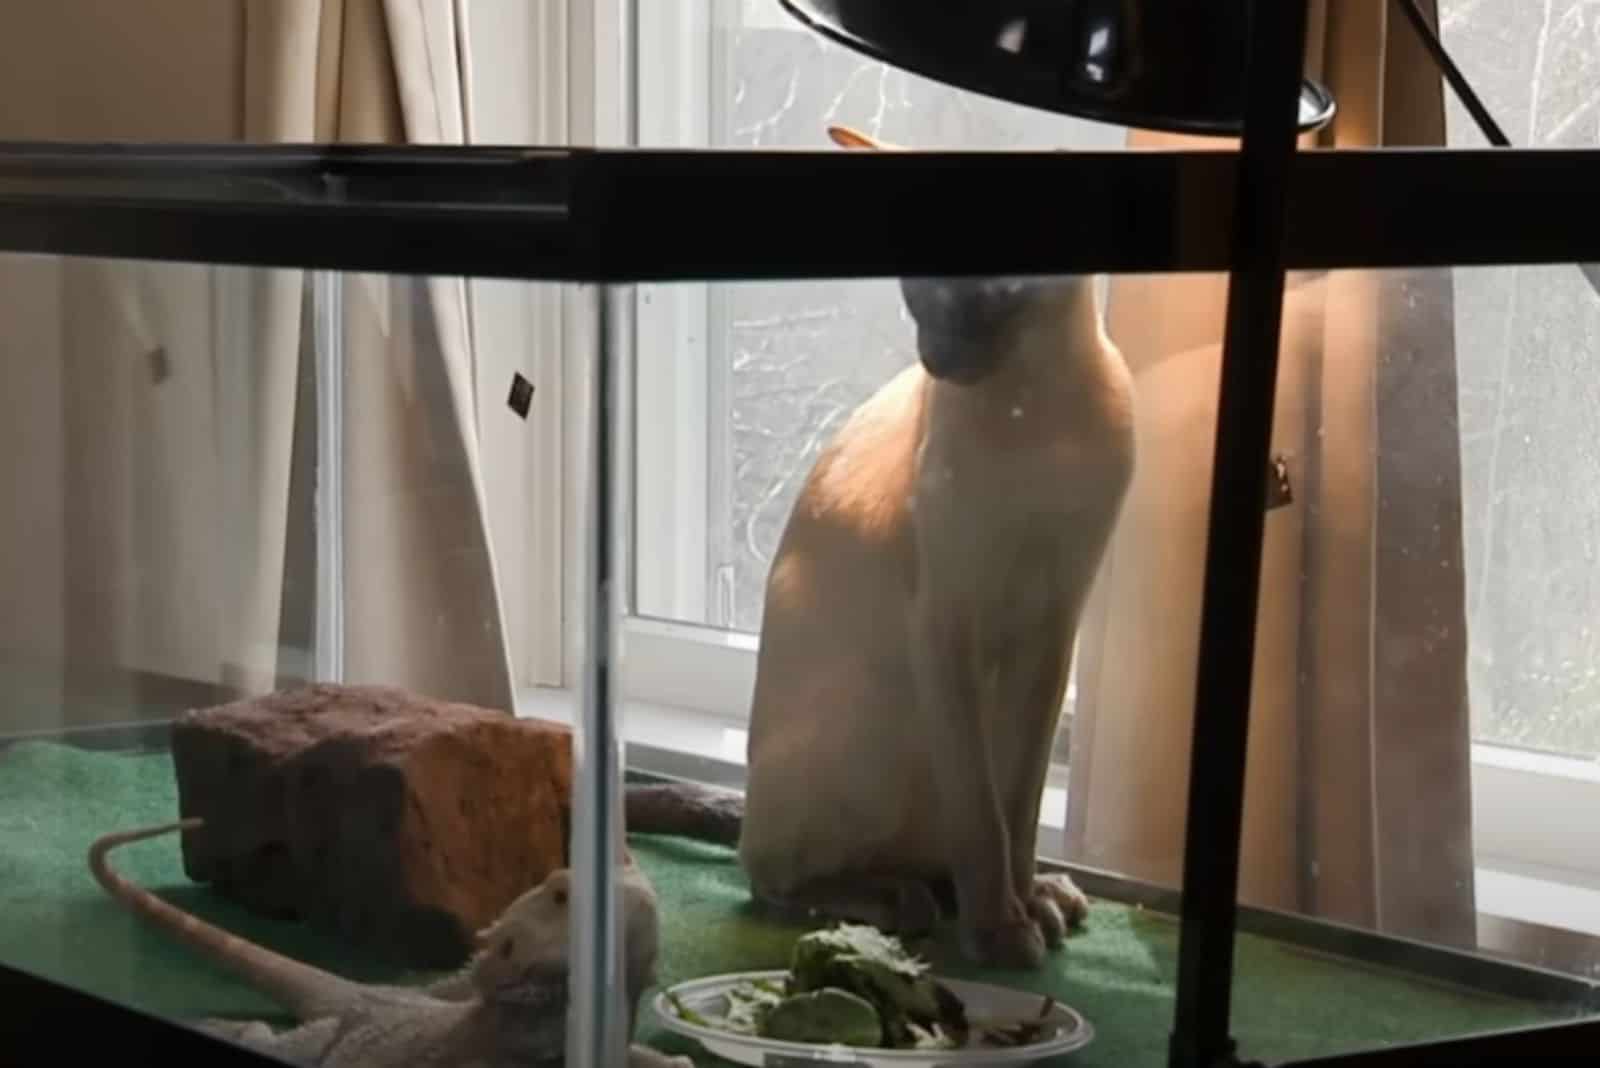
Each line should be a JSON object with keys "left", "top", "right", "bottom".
{"left": 1266, "top": 454, "right": 1293, "bottom": 511}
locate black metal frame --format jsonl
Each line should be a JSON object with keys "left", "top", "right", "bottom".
{"left": 1172, "top": 0, "right": 1313, "bottom": 1063}
{"left": 5, "top": 1, "right": 1600, "bottom": 1064}
{"left": 2, "top": 142, "right": 1599, "bottom": 280}
{"left": 0, "top": 959, "right": 299, "bottom": 1067}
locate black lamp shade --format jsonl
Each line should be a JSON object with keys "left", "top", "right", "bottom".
{"left": 777, "top": 0, "right": 1335, "bottom": 137}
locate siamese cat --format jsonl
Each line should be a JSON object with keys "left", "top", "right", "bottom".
{"left": 626, "top": 125, "right": 1136, "bottom": 970}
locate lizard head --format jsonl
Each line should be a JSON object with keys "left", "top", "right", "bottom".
{"left": 468, "top": 864, "right": 663, "bottom": 1000}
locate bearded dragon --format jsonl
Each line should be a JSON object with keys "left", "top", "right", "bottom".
{"left": 89, "top": 819, "right": 693, "bottom": 1068}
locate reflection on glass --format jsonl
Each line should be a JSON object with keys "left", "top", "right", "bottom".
{"left": 631, "top": 0, "right": 1130, "bottom": 634}
{"left": 624, "top": 0, "right": 1135, "bottom": 870}
{"left": 1439, "top": 0, "right": 1600, "bottom": 760}
{"left": 0, "top": 252, "right": 597, "bottom": 1062}
{"left": 1222, "top": 265, "right": 1600, "bottom": 1066}
{"left": 623, "top": 252, "right": 1600, "bottom": 1066}
{"left": 625, "top": 260, "right": 1196, "bottom": 1067}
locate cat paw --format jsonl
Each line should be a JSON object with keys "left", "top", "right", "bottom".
{"left": 877, "top": 876, "right": 942, "bottom": 936}
{"left": 1026, "top": 872, "right": 1090, "bottom": 947}
{"left": 960, "top": 913, "right": 1047, "bottom": 970}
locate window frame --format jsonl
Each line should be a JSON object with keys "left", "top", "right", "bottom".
{"left": 628, "top": 0, "right": 715, "bottom": 628}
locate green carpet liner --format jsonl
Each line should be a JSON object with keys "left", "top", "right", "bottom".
{"left": 0, "top": 740, "right": 1581, "bottom": 1066}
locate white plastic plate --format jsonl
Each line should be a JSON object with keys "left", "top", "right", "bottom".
{"left": 653, "top": 969, "right": 1094, "bottom": 1067}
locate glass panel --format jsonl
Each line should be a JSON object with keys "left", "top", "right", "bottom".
{"left": 621, "top": 269, "right": 1211, "bottom": 1068}
{"left": 630, "top": 0, "right": 1132, "bottom": 634}
{"left": 620, "top": 12, "right": 1150, "bottom": 989}
{"left": 1441, "top": 0, "right": 1600, "bottom": 759}
{"left": 1229, "top": 264, "right": 1600, "bottom": 1066}
{"left": 1457, "top": 260, "right": 1600, "bottom": 760}
{"left": 622, "top": 7, "right": 1229, "bottom": 1067}
{"left": 0, "top": 250, "right": 610, "bottom": 1060}
{"left": 1439, "top": 0, "right": 1600, "bottom": 153}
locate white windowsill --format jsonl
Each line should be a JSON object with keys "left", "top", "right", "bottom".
{"left": 1469, "top": 741, "right": 1600, "bottom": 916}
{"left": 518, "top": 681, "right": 752, "bottom": 768}
{"left": 514, "top": 679, "right": 1070, "bottom": 830}
{"left": 1471, "top": 741, "right": 1600, "bottom": 783}
{"left": 1475, "top": 867, "right": 1600, "bottom": 940}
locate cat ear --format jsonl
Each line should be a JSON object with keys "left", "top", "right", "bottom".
{"left": 826, "top": 124, "right": 899, "bottom": 151}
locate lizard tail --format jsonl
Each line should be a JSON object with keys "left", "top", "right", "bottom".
{"left": 623, "top": 781, "right": 744, "bottom": 847}
{"left": 88, "top": 818, "right": 363, "bottom": 1023}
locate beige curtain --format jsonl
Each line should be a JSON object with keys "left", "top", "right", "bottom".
{"left": 0, "top": 0, "right": 514, "bottom": 731}
{"left": 1067, "top": 1, "right": 1477, "bottom": 947}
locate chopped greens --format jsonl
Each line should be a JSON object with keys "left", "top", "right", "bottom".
{"left": 722, "top": 980, "right": 785, "bottom": 1035}
{"left": 665, "top": 923, "right": 1064, "bottom": 1052}
{"left": 763, "top": 988, "right": 883, "bottom": 1047}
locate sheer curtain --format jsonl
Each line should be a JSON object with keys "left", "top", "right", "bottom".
{"left": 0, "top": 0, "right": 514, "bottom": 732}
{"left": 1067, "top": 0, "right": 1477, "bottom": 948}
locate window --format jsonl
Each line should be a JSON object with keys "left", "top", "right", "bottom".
{"left": 1438, "top": 0, "right": 1600, "bottom": 936}
{"left": 620, "top": 0, "right": 1129, "bottom": 745}
{"left": 1443, "top": 0, "right": 1600, "bottom": 761}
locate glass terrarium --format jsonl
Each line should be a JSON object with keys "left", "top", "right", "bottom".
{"left": 1, "top": 3, "right": 1598, "bottom": 1068}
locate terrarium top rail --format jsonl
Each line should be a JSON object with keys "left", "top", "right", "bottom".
{"left": 0, "top": 142, "right": 1596, "bottom": 281}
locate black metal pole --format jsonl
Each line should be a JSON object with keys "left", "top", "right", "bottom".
{"left": 1169, "top": 1, "right": 1313, "bottom": 1066}
{"left": 1392, "top": 0, "right": 1511, "bottom": 148}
